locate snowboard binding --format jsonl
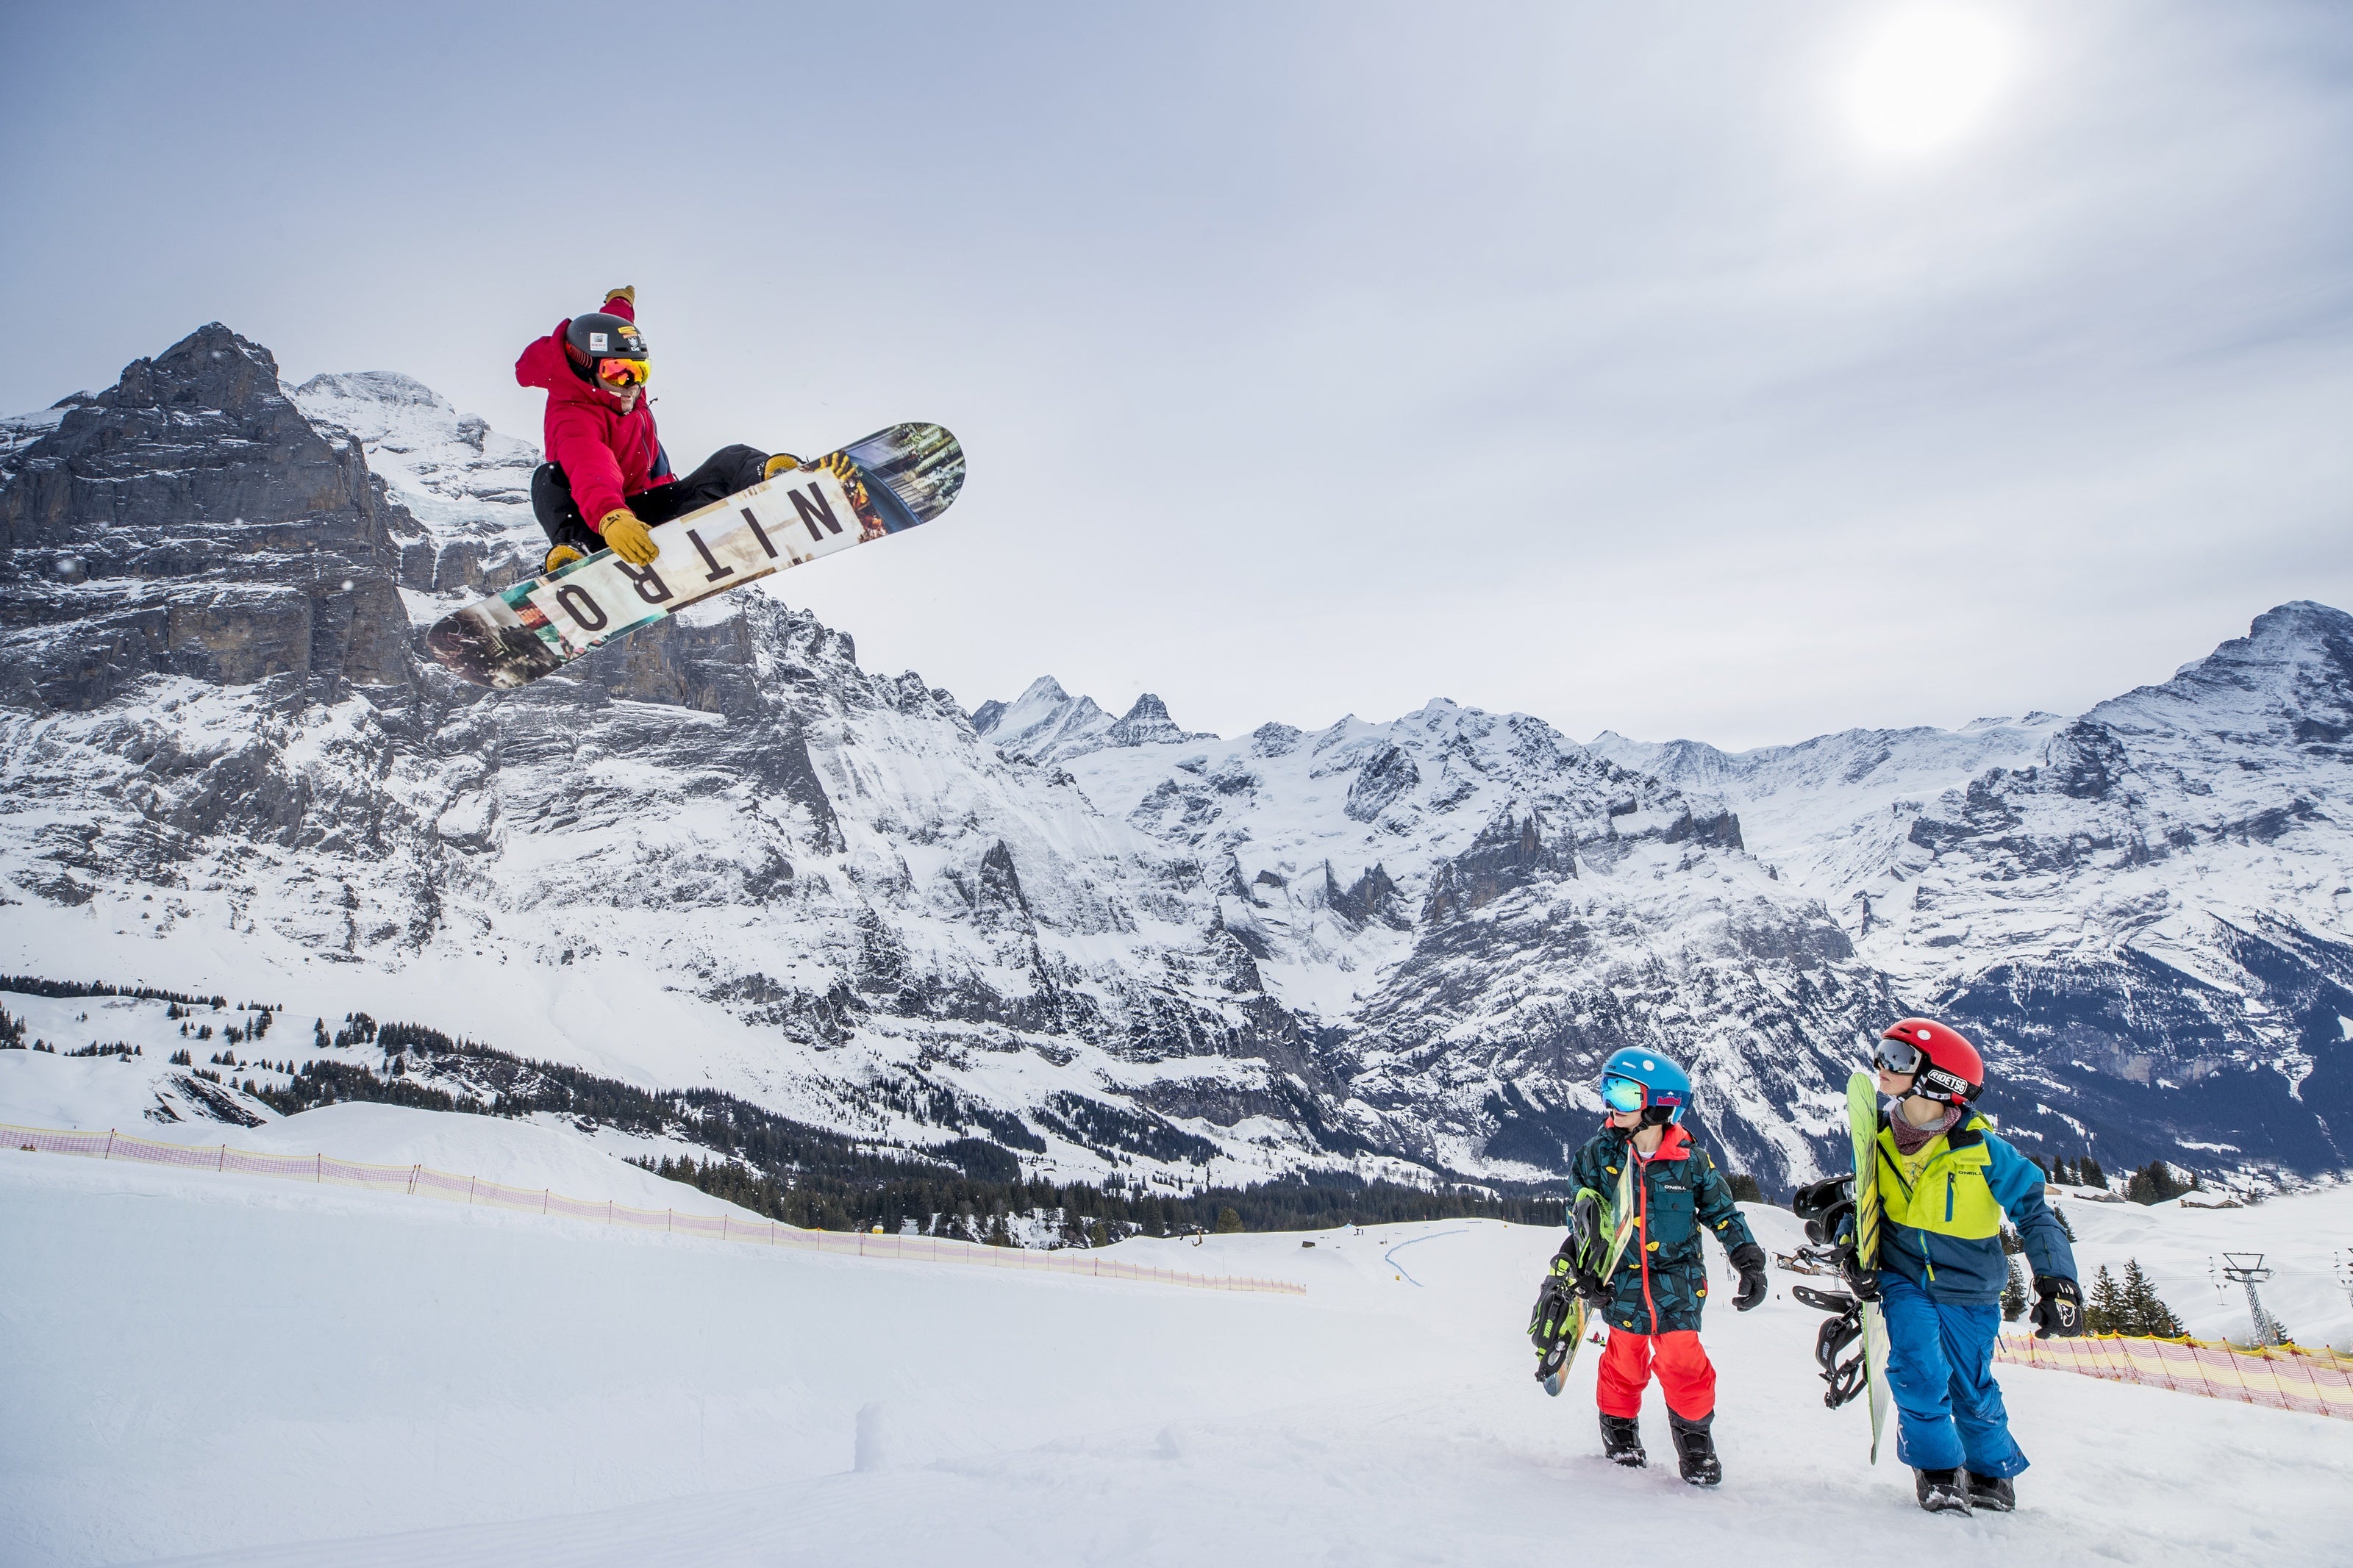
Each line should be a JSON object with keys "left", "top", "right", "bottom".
{"left": 1528, "top": 1189, "right": 1618, "bottom": 1396}
{"left": 1792, "top": 1284, "right": 1870, "bottom": 1409}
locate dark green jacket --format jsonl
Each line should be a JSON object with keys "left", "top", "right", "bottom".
{"left": 1568, "top": 1122, "right": 1756, "bottom": 1336}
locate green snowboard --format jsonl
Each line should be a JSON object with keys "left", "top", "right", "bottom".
{"left": 1532, "top": 1160, "right": 1638, "bottom": 1396}
{"left": 1846, "top": 1070, "right": 1893, "bottom": 1462}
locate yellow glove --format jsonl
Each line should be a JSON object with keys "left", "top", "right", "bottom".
{"left": 599, "top": 509, "right": 659, "bottom": 565}
{"left": 762, "top": 452, "right": 804, "bottom": 481}
{"left": 604, "top": 285, "right": 636, "bottom": 309}
{"left": 543, "top": 543, "right": 583, "bottom": 575}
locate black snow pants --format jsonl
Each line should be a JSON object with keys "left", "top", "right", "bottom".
{"left": 531, "top": 443, "right": 771, "bottom": 556}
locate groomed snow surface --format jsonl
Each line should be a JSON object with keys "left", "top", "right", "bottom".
{"left": 5, "top": 1156, "right": 2349, "bottom": 1567}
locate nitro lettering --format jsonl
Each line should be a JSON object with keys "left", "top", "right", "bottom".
{"left": 554, "top": 585, "right": 608, "bottom": 631}
{"left": 615, "top": 561, "right": 673, "bottom": 604}
{"left": 790, "top": 485, "right": 844, "bottom": 542}
{"left": 741, "top": 506, "right": 778, "bottom": 559}
{"left": 686, "top": 529, "right": 735, "bottom": 584}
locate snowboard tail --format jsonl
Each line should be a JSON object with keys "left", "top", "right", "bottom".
{"left": 425, "top": 422, "right": 964, "bottom": 689}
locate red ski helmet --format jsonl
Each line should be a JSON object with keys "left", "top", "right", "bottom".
{"left": 1874, "top": 1018, "right": 1984, "bottom": 1105}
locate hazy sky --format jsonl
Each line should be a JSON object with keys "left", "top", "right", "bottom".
{"left": 4, "top": 2, "right": 2347, "bottom": 748}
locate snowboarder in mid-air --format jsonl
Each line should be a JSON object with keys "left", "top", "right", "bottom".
{"left": 1551, "top": 1048, "right": 1768, "bottom": 1486}
{"left": 1794, "top": 1019, "right": 2082, "bottom": 1517}
{"left": 515, "top": 287, "right": 806, "bottom": 575}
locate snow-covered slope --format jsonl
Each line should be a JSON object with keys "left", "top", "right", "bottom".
{"left": 4, "top": 1150, "right": 2346, "bottom": 1566}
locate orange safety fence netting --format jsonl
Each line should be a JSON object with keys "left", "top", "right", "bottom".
{"left": 1996, "top": 1332, "right": 2352, "bottom": 1421}
{"left": 2, "top": 1121, "right": 1306, "bottom": 1297}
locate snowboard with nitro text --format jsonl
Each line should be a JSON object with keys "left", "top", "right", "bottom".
{"left": 425, "top": 422, "right": 963, "bottom": 689}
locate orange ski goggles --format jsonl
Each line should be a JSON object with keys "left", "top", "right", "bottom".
{"left": 594, "top": 357, "right": 651, "bottom": 388}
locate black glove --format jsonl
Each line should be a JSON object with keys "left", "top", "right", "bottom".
{"left": 1549, "top": 1239, "right": 1608, "bottom": 1305}
{"left": 1791, "top": 1175, "right": 1854, "bottom": 1246}
{"left": 1838, "top": 1245, "right": 1881, "bottom": 1302}
{"left": 1729, "top": 1242, "right": 1768, "bottom": 1311}
{"left": 2032, "top": 1275, "right": 2083, "bottom": 1339}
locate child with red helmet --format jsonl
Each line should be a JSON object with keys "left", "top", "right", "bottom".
{"left": 1796, "top": 1018, "right": 2082, "bottom": 1517}
{"left": 515, "top": 287, "right": 803, "bottom": 575}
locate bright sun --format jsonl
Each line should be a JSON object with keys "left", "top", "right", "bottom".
{"left": 1845, "top": 4, "right": 2013, "bottom": 158}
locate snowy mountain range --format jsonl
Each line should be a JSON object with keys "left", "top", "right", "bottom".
{"left": 2, "top": 322, "right": 2347, "bottom": 1199}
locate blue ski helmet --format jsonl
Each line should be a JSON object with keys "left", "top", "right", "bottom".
{"left": 1599, "top": 1047, "right": 1692, "bottom": 1125}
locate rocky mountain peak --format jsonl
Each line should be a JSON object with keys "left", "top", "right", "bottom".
{"left": 0, "top": 322, "right": 414, "bottom": 709}
{"left": 2090, "top": 600, "right": 2353, "bottom": 750}
{"left": 974, "top": 676, "right": 1213, "bottom": 765}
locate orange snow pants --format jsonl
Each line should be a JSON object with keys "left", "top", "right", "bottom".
{"left": 1595, "top": 1328, "right": 1716, "bottom": 1421}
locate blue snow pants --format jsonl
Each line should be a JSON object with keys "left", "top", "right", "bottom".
{"left": 1879, "top": 1275, "right": 2028, "bottom": 1478}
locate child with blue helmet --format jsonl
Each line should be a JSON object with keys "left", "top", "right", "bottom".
{"left": 1554, "top": 1046, "right": 1768, "bottom": 1485}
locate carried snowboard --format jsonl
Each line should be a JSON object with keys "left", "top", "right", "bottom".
{"left": 1796, "top": 1072, "right": 1895, "bottom": 1460}
{"left": 1848, "top": 1070, "right": 1893, "bottom": 1461}
{"left": 425, "top": 422, "right": 964, "bottom": 688}
{"left": 1530, "top": 1160, "right": 1637, "bottom": 1396}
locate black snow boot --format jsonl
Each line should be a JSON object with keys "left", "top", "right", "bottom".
{"left": 1599, "top": 1413, "right": 1646, "bottom": 1468}
{"left": 1668, "top": 1412, "right": 1721, "bottom": 1487}
{"left": 1966, "top": 1472, "right": 2015, "bottom": 1512}
{"left": 1914, "top": 1467, "right": 1972, "bottom": 1516}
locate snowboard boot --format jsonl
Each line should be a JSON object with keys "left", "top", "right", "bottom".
{"left": 1668, "top": 1411, "right": 1721, "bottom": 1487}
{"left": 1965, "top": 1471, "right": 2015, "bottom": 1512}
{"left": 1599, "top": 1413, "right": 1646, "bottom": 1468}
{"left": 1914, "top": 1467, "right": 1973, "bottom": 1516}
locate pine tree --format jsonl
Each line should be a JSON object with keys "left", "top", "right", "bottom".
{"left": 2002, "top": 1253, "right": 2028, "bottom": 1321}
{"left": 2125, "top": 1161, "right": 2190, "bottom": 1205}
{"left": 1214, "top": 1206, "right": 1244, "bottom": 1234}
{"left": 2081, "top": 1155, "right": 2107, "bottom": 1190}
{"left": 2120, "top": 1259, "right": 2186, "bottom": 1336}
{"left": 2051, "top": 1204, "right": 2077, "bottom": 1242}
{"left": 2086, "top": 1264, "right": 2124, "bottom": 1333}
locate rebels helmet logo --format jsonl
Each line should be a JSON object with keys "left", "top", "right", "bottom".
{"left": 1919, "top": 1063, "right": 1972, "bottom": 1101}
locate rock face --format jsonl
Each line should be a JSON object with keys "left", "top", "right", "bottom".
{"left": 4, "top": 323, "right": 2349, "bottom": 1197}
{"left": 0, "top": 326, "right": 413, "bottom": 710}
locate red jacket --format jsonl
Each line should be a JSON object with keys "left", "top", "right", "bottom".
{"left": 513, "top": 293, "right": 673, "bottom": 531}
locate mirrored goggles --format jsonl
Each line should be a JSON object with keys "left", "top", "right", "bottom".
{"left": 1871, "top": 1036, "right": 1924, "bottom": 1076}
{"left": 595, "top": 357, "right": 651, "bottom": 388}
{"left": 1601, "top": 1075, "right": 1649, "bottom": 1114}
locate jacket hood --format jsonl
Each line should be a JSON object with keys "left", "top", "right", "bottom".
{"left": 515, "top": 319, "right": 616, "bottom": 409}
{"left": 1605, "top": 1122, "right": 1693, "bottom": 1162}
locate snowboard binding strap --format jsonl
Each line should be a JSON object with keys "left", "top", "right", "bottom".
{"left": 1791, "top": 1284, "right": 1870, "bottom": 1409}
